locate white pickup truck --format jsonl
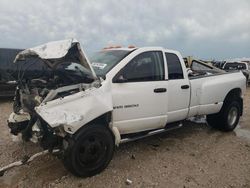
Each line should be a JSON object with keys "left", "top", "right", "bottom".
{"left": 7, "top": 39, "right": 246, "bottom": 177}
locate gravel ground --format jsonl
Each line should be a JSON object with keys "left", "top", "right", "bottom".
{"left": 0, "top": 87, "right": 250, "bottom": 188}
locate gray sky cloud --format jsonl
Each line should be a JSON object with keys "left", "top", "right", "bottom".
{"left": 0, "top": 0, "right": 249, "bottom": 59}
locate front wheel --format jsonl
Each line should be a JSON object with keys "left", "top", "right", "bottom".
{"left": 207, "top": 100, "right": 241, "bottom": 132}
{"left": 63, "top": 124, "right": 115, "bottom": 177}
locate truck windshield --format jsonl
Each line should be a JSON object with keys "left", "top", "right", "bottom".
{"left": 89, "top": 50, "right": 132, "bottom": 77}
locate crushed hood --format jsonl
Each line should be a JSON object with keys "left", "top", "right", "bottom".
{"left": 14, "top": 38, "right": 97, "bottom": 78}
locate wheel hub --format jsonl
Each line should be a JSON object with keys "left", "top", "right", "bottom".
{"left": 227, "top": 107, "right": 238, "bottom": 127}
{"left": 78, "top": 135, "right": 106, "bottom": 166}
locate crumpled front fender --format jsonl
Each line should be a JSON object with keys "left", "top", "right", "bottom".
{"left": 35, "top": 80, "right": 113, "bottom": 134}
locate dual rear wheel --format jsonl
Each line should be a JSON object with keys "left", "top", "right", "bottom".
{"left": 207, "top": 99, "right": 241, "bottom": 131}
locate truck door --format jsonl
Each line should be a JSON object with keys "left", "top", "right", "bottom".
{"left": 165, "top": 52, "right": 190, "bottom": 123}
{"left": 111, "top": 51, "right": 168, "bottom": 134}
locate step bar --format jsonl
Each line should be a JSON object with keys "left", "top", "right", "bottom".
{"left": 120, "top": 123, "right": 183, "bottom": 144}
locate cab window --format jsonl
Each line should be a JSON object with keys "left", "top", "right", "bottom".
{"left": 165, "top": 53, "right": 183, "bottom": 79}
{"left": 114, "top": 51, "right": 164, "bottom": 82}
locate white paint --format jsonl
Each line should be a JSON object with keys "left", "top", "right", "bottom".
{"left": 30, "top": 45, "right": 246, "bottom": 143}
{"left": 36, "top": 80, "right": 113, "bottom": 134}
{"left": 105, "top": 47, "right": 246, "bottom": 135}
{"left": 188, "top": 72, "right": 246, "bottom": 117}
{"left": 166, "top": 79, "right": 190, "bottom": 123}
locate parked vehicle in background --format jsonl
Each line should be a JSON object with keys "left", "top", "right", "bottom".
{"left": 0, "top": 48, "right": 22, "bottom": 97}
{"left": 222, "top": 61, "right": 250, "bottom": 84}
{"left": 0, "top": 48, "right": 50, "bottom": 97}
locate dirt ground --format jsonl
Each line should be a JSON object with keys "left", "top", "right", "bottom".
{"left": 0, "top": 88, "right": 250, "bottom": 188}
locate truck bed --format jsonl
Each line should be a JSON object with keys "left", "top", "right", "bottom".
{"left": 188, "top": 71, "right": 246, "bottom": 117}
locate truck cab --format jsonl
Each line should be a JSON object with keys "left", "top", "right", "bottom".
{"left": 90, "top": 47, "right": 190, "bottom": 134}
{"left": 90, "top": 47, "right": 245, "bottom": 135}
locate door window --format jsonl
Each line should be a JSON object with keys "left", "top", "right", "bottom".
{"left": 114, "top": 51, "right": 164, "bottom": 82}
{"left": 165, "top": 53, "right": 183, "bottom": 79}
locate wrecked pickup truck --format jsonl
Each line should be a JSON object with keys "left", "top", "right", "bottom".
{"left": 7, "top": 39, "right": 246, "bottom": 177}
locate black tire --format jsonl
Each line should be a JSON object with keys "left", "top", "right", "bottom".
{"left": 207, "top": 100, "right": 241, "bottom": 132}
{"left": 63, "top": 124, "right": 115, "bottom": 177}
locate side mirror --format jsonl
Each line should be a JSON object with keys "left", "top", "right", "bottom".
{"left": 113, "top": 75, "right": 127, "bottom": 83}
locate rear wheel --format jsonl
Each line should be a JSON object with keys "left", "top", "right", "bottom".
{"left": 63, "top": 124, "right": 115, "bottom": 177}
{"left": 207, "top": 100, "right": 241, "bottom": 131}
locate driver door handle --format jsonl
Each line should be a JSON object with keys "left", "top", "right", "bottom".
{"left": 181, "top": 85, "right": 190, "bottom": 89}
{"left": 154, "top": 88, "right": 167, "bottom": 93}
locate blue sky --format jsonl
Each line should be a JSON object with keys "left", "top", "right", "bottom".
{"left": 0, "top": 0, "right": 249, "bottom": 59}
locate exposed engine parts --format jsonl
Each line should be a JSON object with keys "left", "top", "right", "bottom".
{"left": 8, "top": 39, "right": 99, "bottom": 152}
